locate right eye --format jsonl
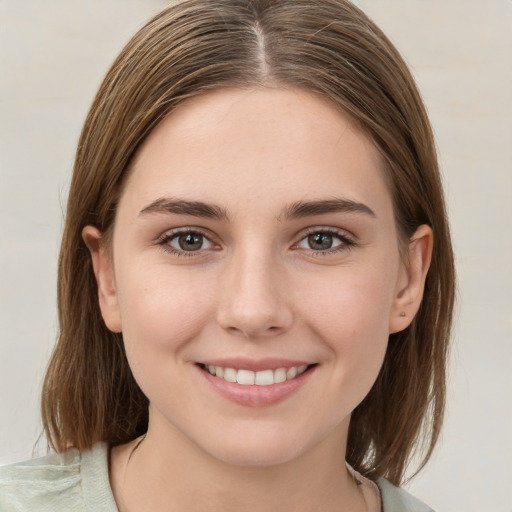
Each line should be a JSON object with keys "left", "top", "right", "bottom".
{"left": 159, "top": 230, "right": 215, "bottom": 256}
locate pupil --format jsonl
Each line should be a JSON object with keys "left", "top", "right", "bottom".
{"left": 179, "top": 233, "right": 202, "bottom": 251}
{"left": 309, "top": 233, "right": 332, "bottom": 250}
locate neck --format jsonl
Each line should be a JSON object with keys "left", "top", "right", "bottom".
{"left": 110, "top": 414, "right": 366, "bottom": 512}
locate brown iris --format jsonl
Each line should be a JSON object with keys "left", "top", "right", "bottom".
{"left": 178, "top": 232, "right": 204, "bottom": 251}
{"left": 307, "top": 233, "right": 334, "bottom": 250}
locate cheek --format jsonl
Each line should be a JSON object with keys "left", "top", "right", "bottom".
{"left": 115, "top": 264, "right": 215, "bottom": 361}
{"left": 299, "top": 266, "right": 396, "bottom": 382}
{"left": 303, "top": 263, "right": 396, "bottom": 333}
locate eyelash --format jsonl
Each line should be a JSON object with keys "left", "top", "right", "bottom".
{"left": 157, "top": 227, "right": 356, "bottom": 258}
{"left": 157, "top": 228, "right": 216, "bottom": 258}
{"left": 295, "top": 228, "right": 356, "bottom": 257}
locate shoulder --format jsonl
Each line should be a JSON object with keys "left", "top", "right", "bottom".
{"left": 377, "top": 478, "right": 436, "bottom": 512}
{"left": 0, "top": 443, "right": 117, "bottom": 512}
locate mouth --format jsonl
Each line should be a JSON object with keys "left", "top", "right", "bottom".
{"left": 197, "top": 363, "right": 314, "bottom": 386}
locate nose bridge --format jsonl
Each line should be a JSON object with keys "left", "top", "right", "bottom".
{"left": 216, "top": 242, "right": 292, "bottom": 338}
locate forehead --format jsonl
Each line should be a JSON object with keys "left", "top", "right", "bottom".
{"left": 120, "top": 87, "right": 392, "bottom": 220}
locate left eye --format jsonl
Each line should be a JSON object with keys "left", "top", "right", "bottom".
{"left": 296, "top": 231, "right": 347, "bottom": 251}
{"left": 166, "top": 231, "right": 214, "bottom": 252}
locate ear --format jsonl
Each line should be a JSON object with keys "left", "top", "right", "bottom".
{"left": 389, "top": 224, "right": 433, "bottom": 334}
{"left": 82, "top": 226, "right": 122, "bottom": 333}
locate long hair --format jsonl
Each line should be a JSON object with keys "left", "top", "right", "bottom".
{"left": 41, "top": 0, "right": 455, "bottom": 485}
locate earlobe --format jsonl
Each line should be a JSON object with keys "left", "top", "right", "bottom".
{"left": 389, "top": 225, "right": 433, "bottom": 334}
{"left": 82, "top": 226, "right": 122, "bottom": 333}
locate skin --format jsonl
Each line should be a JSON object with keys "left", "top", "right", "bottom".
{"left": 84, "top": 87, "right": 432, "bottom": 512}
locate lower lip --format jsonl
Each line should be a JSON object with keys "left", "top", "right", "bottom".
{"left": 196, "top": 365, "right": 315, "bottom": 407}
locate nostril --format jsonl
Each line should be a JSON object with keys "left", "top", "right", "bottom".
{"left": 216, "top": 293, "right": 293, "bottom": 338}
{"left": 226, "top": 324, "right": 283, "bottom": 338}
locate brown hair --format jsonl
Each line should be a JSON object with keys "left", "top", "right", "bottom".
{"left": 41, "top": 0, "right": 455, "bottom": 485}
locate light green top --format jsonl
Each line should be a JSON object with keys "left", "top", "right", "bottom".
{"left": 0, "top": 444, "right": 434, "bottom": 511}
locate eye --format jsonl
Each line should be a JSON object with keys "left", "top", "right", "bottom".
{"left": 160, "top": 230, "right": 215, "bottom": 254}
{"left": 295, "top": 229, "right": 354, "bottom": 253}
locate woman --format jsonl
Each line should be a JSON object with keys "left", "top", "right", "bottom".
{"left": 0, "top": 1, "right": 455, "bottom": 511}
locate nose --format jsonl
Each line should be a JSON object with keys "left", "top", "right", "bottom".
{"left": 216, "top": 249, "right": 293, "bottom": 339}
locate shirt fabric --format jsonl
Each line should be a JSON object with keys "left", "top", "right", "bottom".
{"left": 0, "top": 443, "right": 435, "bottom": 511}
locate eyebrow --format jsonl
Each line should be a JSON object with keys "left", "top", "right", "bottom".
{"left": 282, "top": 198, "right": 376, "bottom": 220}
{"left": 139, "top": 198, "right": 229, "bottom": 220}
{"left": 139, "top": 197, "right": 375, "bottom": 221}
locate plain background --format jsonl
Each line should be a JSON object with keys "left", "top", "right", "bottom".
{"left": 0, "top": 1, "right": 511, "bottom": 511}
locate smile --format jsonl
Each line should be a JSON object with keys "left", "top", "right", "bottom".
{"left": 200, "top": 364, "right": 309, "bottom": 386}
{"left": 197, "top": 361, "right": 317, "bottom": 407}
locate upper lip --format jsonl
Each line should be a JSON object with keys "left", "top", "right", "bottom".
{"left": 197, "top": 358, "right": 314, "bottom": 372}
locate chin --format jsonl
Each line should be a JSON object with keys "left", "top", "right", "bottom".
{"left": 208, "top": 440, "right": 304, "bottom": 468}
{"left": 197, "top": 422, "right": 332, "bottom": 468}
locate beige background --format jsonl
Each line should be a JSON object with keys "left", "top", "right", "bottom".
{"left": 1, "top": 1, "right": 511, "bottom": 511}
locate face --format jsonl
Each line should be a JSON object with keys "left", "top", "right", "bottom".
{"left": 86, "top": 87, "right": 430, "bottom": 467}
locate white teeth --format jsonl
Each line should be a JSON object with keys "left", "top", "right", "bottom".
{"left": 274, "top": 367, "right": 287, "bottom": 383}
{"left": 255, "top": 369, "right": 274, "bottom": 386}
{"left": 203, "top": 364, "right": 310, "bottom": 386}
{"left": 224, "top": 368, "right": 237, "bottom": 383}
{"left": 286, "top": 367, "right": 297, "bottom": 379}
{"left": 237, "top": 369, "right": 255, "bottom": 385}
